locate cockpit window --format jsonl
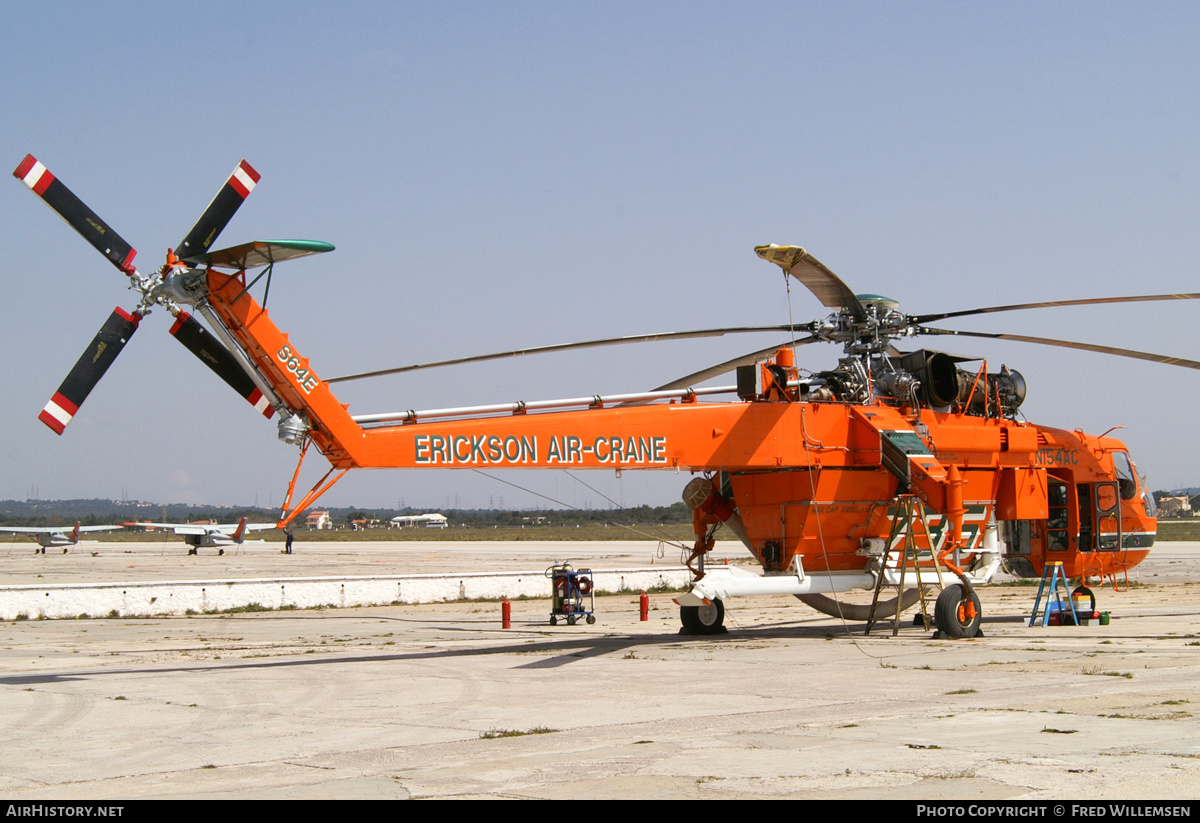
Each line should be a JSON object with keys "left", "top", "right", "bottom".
{"left": 1135, "top": 462, "right": 1157, "bottom": 517}
{"left": 1113, "top": 451, "right": 1137, "bottom": 500}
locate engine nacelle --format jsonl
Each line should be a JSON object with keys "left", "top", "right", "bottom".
{"left": 906, "top": 351, "right": 1026, "bottom": 416}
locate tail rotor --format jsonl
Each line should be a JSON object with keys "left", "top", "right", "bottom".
{"left": 15, "top": 154, "right": 284, "bottom": 433}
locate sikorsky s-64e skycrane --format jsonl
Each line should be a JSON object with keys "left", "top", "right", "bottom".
{"left": 15, "top": 155, "right": 1195, "bottom": 637}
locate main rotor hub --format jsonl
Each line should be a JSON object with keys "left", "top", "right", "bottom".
{"left": 856, "top": 294, "right": 900, "bottom": 312}
{"left": 153, "top": 259, "right": 209, "bottom": 308}
{"left": 816, "top": 298, "right": 913, "bottom": 355}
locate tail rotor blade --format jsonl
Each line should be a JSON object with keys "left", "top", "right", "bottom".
{"left": 169, "top": 311, "right": 275, "bottom": 418}
{"left": 40, "top": 308, "right": 140, "bottom": 435}
{"left": 176, "top": 160, "right": 260, "bottom": 264}
{"left": 13, "top": 155, "right": 137, "bottom": 274}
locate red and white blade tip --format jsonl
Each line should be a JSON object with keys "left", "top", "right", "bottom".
{"left": 39, "top": 392, "right": 78, "bottom": 436}
{"left": 248, "top": 387, "right": 275, "bottom": 419}
{"left": 14, "top": 154, "right": 54, "bottom": 195}
{"left": 229, "top": 160, "right": 260, "bottom": 199}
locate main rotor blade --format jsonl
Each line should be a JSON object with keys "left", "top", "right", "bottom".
{"left": 326, "top": 325, "right": 805, "bottom": 384}
{"left": 175, "top": 160, "right": 260, "bottom": 264}
{"left": 755, "top": 245, "right": 865, "bottom": 320}
{"left": 918, "top": 327, "right": 1200, "bottom": 371}
{"left": 39, "top": 308, "right": 140, "bottom": 435}
{"left": 911, "top": 293, "right": 1200, "bottom": 325}
{"left": 13, "top": 155, "right": 137, "bottom": 274}
{"left": 168, "top": 312, "right": 275, "bottom": 418}
{"left": 653, "top": 336, "right": 820, "bottom": 391}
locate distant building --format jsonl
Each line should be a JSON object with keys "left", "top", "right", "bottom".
{"left": 306, "top": 510, "right": 333, "bottom": 530}
{"left": 1158, "top": 496, "right": 1194, "bottom": 517}
{"left": 390, "top": 513, "right": 448, "bottom": 529}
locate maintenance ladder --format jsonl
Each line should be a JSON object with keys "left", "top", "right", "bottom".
{"left": 866, "top": 495, "right": 946, "bottom": 636}
{"left": 1028, "top": 561, "right": 1080, "bottom": 627}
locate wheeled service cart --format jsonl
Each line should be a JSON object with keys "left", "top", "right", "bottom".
{"left": 546, "top": 562, "right": 596, "bottom": 625}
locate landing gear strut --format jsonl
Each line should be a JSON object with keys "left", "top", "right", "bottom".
{"left": 680, "top": 598, "right": 726, "bottom": 634}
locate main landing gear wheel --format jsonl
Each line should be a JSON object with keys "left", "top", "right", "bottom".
{"left": 934, "top": 584, "right": 982, "bottom": 639}
{"left": 680, "top": 599, "right": 726, "bottom": 635}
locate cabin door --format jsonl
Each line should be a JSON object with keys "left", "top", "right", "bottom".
{"left": 1076, "top": 480, "right": 1122, "bottom": 551}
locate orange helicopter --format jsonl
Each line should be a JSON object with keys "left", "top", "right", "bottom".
{"left": 15, "top": 155, "right": 1197, "bottom": 638}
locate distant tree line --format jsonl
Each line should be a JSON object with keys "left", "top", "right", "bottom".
{"left": 0, "top": 498, "right": 693, "bottom": 529}
{"left": 297, "top": 503, "right": 694, "bottom": 529}
{"left": 404, "top": 503, "right": 692, "bottom": 528}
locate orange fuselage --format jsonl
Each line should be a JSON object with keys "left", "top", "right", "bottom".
{"left": 207, "top": 270, "right": 1156, "bottom": 582}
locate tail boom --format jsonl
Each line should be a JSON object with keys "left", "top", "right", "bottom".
{"left": 205, "top": 269, "right": 363, "bottom": 467}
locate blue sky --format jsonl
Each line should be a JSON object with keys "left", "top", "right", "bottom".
{"left": 3, "top": 2, "right": 1199, "bottom": 510}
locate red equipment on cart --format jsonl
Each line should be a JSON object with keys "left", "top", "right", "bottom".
{"left": 547, "top": 562, "right": 596, "bottom": 626}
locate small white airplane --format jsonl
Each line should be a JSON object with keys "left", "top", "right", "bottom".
{"left": 125, "top": 517, "right": 277, "bottom": 555}
{"left": 0, "top": 522, "right": 122, "bottom": 554}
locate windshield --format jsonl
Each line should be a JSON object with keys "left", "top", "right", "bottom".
{"left": 1113, "top": 451, "right": 1138, "bottom": 500}
{"left": 1134, "top": 460, "right": 1157, "bottom": 517}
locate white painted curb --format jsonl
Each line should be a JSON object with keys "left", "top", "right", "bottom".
{"left": 0, "top": 567, "right": 696, "bottom": 620}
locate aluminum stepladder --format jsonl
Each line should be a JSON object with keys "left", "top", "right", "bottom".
{"left": 1028, "top": 560, "right": 1079, "bottom": 627}
{"left": 866, "top": 495, "right": 944, "bottom": 636}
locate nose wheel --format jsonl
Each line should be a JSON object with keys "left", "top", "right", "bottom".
{"left": 680, "top": 599, "right": 726, "bottom": 634}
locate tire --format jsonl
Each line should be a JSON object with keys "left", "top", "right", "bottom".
{"left": 586, "top": 615, "right": 596, "bottom": 625}
{"left": 680, "top": 599, "right": 725, "bottom": 634}
{"left": 935, "top": 584, "right": 981, "bottom": 639}
{"left": 549, "top": 615, "right": 557, "bottom": 626}
{"left": 1071, "top": 585, "right": 1096, "bottom": 615}
{"left": 567, "top": 615, "right": 577, "bottom": 626}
